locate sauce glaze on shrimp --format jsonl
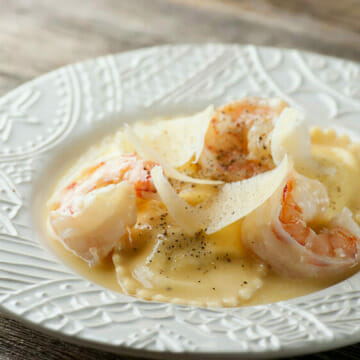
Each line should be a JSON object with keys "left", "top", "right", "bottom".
{"left": 48, "top": 154, "right": 159, "bottom": 265}
{"left": 242, "top": 172, "right": 360, "bottom": 278}
{"left": 198, "top": 97, "right": 288, "bottom": 182}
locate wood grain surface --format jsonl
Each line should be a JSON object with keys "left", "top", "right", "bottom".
{"left": 1, "top": 0, "right": 360, "bottom": 359}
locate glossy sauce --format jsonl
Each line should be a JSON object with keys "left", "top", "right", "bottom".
{"left": 48, "top": 220, "right": 342, "bottom": 307}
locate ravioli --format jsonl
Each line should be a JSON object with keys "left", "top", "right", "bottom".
{"left": 113, "top": 200, "right": 266, "bottom": 307}
{"left": 310, "top": 128, "right": 360, "bottom": 221}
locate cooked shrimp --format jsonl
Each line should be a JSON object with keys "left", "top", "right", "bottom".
{"left": 242, "top": 172, "right": 360, "bottom": 278}
{"left": 48, "top": 154, "right": 159, "bottom": 265}
{"left": 198, "top": 97, "right": 288, "bottom": 182}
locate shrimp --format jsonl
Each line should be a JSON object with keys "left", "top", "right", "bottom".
{"left": 198, "top": 97, "right": 288, "bottom": 182}
{"left": 47, "top": 154, "right": 159, "bottom": 265}
{"left": 242, "top": 172, "right": 360, "bottom": 278}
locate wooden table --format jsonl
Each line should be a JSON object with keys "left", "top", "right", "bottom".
{"left": 1, "top": 1, "right": 360, "bottom": 359}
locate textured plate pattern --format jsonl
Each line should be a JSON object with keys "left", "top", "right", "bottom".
{"left": 1, "top": 45, "right": 360, "bottom": 358}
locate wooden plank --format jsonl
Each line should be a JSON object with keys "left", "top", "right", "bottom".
{"left": 1, "top": 0, "right": 360, "bottom": 95}
{"left": 0, "top": 316, "right": 127, "bottom": 359}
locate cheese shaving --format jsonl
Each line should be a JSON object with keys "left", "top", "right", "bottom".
{"left": 271, "top": 108, "right": 318, "bottom": 173}
{"left": 151, "top": 166, "right": 200, "bottom": 234}
{"left": 132, "top": 106, "right": 214, "bottom": 167}
{"left": 126, "top": 125, "right": 222, "bottom": 185}
{"left": 151, "top": 156, "right": 291, "bottom": 235}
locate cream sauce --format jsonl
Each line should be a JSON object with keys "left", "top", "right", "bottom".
{"left": 48, "top": 215, "right": 341, "bottom": 307}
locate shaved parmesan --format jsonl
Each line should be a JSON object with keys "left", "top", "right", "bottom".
{"left": 271, "top": 108, "right": 318, "bottom": 174}
{"left": 200, "top": 156, "right": 290, "bottom": 234}
{"left": 132, "top": 106, "right": 214, "bottom": 167}
{"left": 151, "top": 166, "right": 200, "bottom": 234}
{"left": 49, "top": 181, "right": 137, "bottom": 265}
{"left": 151, "top": 156, "right": 291, "bottom": 235}
{"left": 125, "top": 125, "right": 222, "bottom": 185}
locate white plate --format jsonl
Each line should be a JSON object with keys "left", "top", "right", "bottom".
{"left": 1, "top": 44, "right": 360, "bottom": 359}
